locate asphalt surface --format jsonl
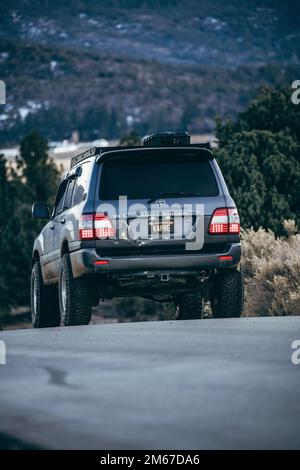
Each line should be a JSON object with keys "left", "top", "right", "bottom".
{"left": 0, "top": 316, "right": 300, "bottom": 450}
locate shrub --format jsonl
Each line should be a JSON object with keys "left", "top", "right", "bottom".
{"left": 242, "top": 220, "right": 300, "bottom": 316}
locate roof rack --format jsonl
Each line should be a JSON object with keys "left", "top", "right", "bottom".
{"left": 70, "top": 145, "right": 144, "bottom": 169}
{"left": 70, "top": 147, "right": 97, "bottom": 168}
{"left": 70, "top": 139, "right": 211, "bottom": 169}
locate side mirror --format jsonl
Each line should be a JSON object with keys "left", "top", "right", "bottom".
{"left": 32, "top": 202, "right": 50, "bottom": 219}
{"left": 67, "top": 166, "right": 82, "bottom": 180}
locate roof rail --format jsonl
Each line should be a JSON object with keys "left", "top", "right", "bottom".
{"left": 70, "top": 145, "right": 142, "bottom": 168}
{"left": 70, "top": 147, "right": 97, "bottom": 168}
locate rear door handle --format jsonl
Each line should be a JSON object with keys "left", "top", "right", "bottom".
{"left": 60, "top": 218, "right": 66, "bottom": 224}
{"left": 50, "top": 224, "right": 55, "bottom": 230}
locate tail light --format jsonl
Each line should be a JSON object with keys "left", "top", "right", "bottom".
{"left": 209, "top": 208, "right": 240, "bottom": 234}
{"left": 79, "top": 214, "right": 94, "bottom": 240}
{"left": 208, "top": 208, "right": 228, "bottom": 234}
{"left": 228, "top": 208, "right": 240, "bottom": 234}
{"left": 94, "top": 213, "right": 115, "bottom": 239}
{"left": 79, "top": 213, "right": 115, "bottom": 240}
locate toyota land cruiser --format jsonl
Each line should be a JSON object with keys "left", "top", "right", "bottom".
{"left": 31, "top": 132, "right": 243, "bottom": 327}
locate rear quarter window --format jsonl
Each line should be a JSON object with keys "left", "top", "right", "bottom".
{"left": 73, "top": 161, "right": 93, "bottom": 206}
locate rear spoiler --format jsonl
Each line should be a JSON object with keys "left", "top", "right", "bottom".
{"left": 97, "top": 146, "right": 213, "bottom": 164}
{"left": 70, "top": 143, "right": 212, "bottom": 169}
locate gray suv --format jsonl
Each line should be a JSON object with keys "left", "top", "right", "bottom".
{"left": 31, "top": 132, "right": 243, "bottom": 327}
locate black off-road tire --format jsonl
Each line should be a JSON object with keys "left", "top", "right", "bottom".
{"left": 210, "top": 269, "right": 244, "bottom": 318}
{"left": 59, "top": 254, "right": 92, "bottom": 326}
{"left": 31, "top": 261, "right": 60, "bottom": 328}
{"left": 176, "top": 292, "right": 203, "bottom": 320}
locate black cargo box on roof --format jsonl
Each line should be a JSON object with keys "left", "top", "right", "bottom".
{"left": 143, "top": 131, "right": 190, "bottom": 147}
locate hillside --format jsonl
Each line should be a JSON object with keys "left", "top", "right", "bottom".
{"left": 1, "top": 0, "right": 299, "bottom": 66}
{"left": 0, "top": 0, "right": 298, "bottom": 144}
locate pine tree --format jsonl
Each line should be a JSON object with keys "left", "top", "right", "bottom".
{"left": 0, "top": 132, "right": 60, "bottom": 319}
{"left": 19, "top": 130, "right": 59, "bottom": 204}
{"left": 215, "top": 87, "right": 300, "bottom": 234}
{"left": 0, "top": 154, "right": 19, "bottom": 320}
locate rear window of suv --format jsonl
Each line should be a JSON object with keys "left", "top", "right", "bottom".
{"left": 99, "top": 153, "right": 219, "bottom": 200}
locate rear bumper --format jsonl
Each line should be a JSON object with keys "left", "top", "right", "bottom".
{"left": 70, "top": 243, "right": 242, "bottom": 278}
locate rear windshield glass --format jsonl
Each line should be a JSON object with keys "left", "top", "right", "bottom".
{"left": 99, "top": 153, "right": 219, "bottom": 200}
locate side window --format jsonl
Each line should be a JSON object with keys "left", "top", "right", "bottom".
{"left": 54, "top": 180, "right": 68, "bottom": 217}
{"left": 72, "top": 161, "right": 92, "bottom": 206}
{"left": 64, "top": 179, "right": 75, "bottom": 210}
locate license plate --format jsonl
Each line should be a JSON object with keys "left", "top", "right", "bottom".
{"left": 150, "top": 220, "right": 174, "bottom": 233}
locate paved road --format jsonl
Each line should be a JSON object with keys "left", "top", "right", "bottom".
{"left": 0, "top": 317, "right": 300, "bottom": 449}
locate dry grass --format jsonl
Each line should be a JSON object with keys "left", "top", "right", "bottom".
{"left": 242, "top": 220, "right": 300, "bottom": 316}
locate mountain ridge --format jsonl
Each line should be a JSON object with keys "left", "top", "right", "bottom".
{"left": 0, "top": 0, "right": 298, "bottom": 144}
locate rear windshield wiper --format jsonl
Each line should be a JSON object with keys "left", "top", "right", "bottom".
{"left": 147, "top": 192, "right": 200, "bottom": 204}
